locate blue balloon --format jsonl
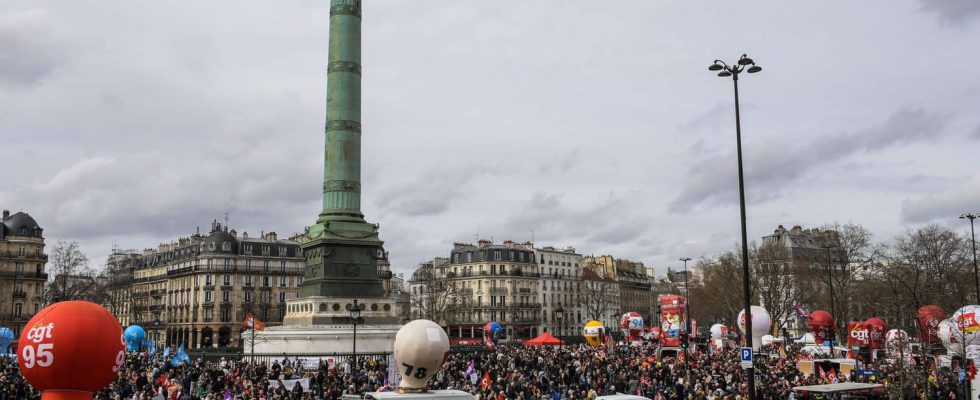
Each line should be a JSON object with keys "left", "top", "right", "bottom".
{"left": 0, "top": 327, "right": 13, "bottom": 354}
{"left": 124, "top": 325, "right": 146, "bottom": 352}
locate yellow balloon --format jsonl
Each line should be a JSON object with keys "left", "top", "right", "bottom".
{"left": 583, "top": 320, "right": 605, "bottom": 346}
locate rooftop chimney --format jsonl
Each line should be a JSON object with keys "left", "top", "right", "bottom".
{"left": 2, "top": 210, "right": 8, "bottom": 220}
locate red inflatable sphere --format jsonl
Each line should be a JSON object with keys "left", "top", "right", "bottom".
{"left": 916, "top": 305, "right": 945, "bottom": 343}
{"left": 18, "top": 301, "right": 125, "bottom": 400}
{"left": 865, "top": 317, "right": 887, "bottom": 350}
{"left": 807, "top": 310, "right": 835, "bottom": 343}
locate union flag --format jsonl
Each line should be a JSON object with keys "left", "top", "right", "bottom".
{"left": 243, "top": 313, "right": 266, "bottom": 331}
{"left": 479, "top": 371, "right": 492, "bottom": 389}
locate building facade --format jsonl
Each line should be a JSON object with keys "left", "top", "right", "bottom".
{"left": 124, "top": 222, "right": 304, "bottom": 348}
{"left": 105, "top": 247, "right": 143, "bottom": 327}
{"left": 760, "top": 224, "right": 842, "bottom": 336}
{"left": 436, "top": 240, "right": 541, "bottom": 340}
{"left": 534, "top": 245, "right": 583, "bottom": 337}
{"left": 0, "top": 211, "right": 47, "bottom": 336}
{"left": 582, "top": 255, "right": 652, "bottom": 326}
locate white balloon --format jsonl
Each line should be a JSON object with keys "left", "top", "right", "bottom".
{"left": 393, "top": 320, "right": 450, "bottom": 391}
{"left": 761, "top": 335, "right": 774, "bottom": 346}
{"left": 937, "top": 318, "right": 964, "bottom": 354}
{"left": 737, "top": 306, "right": 771, "bottom": 337}
{"left": 950, "top": 305, "right": 980, "bottom": 347}
{"left": 709, "top": 324, "right": 727, "bottom": 340}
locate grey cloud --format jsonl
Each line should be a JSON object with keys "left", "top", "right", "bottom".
{"left": 901, "top": 172, "right": 980, "bottom": 223}
{"left": 0, "top": 9, "right": 68, "bottom": 86}
{"left": 669, "top": 107, "right": 947, "bottom": 212}
{"left": 919, "top": 0, "right": 980, "bottom": 25}
{"left": 375, "top": 166, "right": 496, "bottom": 218}
{"left": 504, "top": 192, "right": 651, "bottom": 247}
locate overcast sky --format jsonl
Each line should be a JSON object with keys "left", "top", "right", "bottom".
{"left": 2, "top": 0, "right": 979, "bottom": 278}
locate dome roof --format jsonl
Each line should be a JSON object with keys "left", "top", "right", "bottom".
{"left": 411, "top": 263, "right": 433, "bottom": 282}
{"left": 202, "top": 230, "right": 238, "bottom": 253}
{"left": 3, "top": 212, "right": 42, "bottom": 237}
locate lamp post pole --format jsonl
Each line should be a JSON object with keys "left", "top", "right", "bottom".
{"left": 822, "top": 244, "right": 839, "bottom": 357}
{"left": 349, "top": 299, "right": 361, "bottom": 369}
{"left": 708, "top": 54, "right": 762, "bottom": 400}
{"left": 961, "top": 213, "right": 980, "bottom": 304}
{"left": 680, "top": 257, "right": 692, "bottom": 390}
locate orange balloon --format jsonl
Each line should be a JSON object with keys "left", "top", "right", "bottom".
{"left": 18, "top": 301, "right": 125, "bottom": 400}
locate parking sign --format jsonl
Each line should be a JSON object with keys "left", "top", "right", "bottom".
{"left": 740, "top": 347, "right": 753, "bottom": 369}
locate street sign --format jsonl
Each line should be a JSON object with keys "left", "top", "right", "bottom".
{"left": 740, "top": 347, "right": 753, "bottom": 369}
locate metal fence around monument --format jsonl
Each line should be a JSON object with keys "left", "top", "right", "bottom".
{"left": 187, "top": 345, "right": 488, "bottom": 366}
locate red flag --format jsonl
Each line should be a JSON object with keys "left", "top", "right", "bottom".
{"left": 479, "top": 371, "right": 492, "bottom": 389}
{"left": 484, "top": 335, "right": 495, "bottom": 351}
{"left": 243, "top": 313, "right": 266, "bottom": 331}
{"left": 969, "top": 360, "right": 977, "bottom": 380}
{"left": 828, "top": 368, "right": 838, "bottom": 384}
{"left": 818, "top": 365, "right": 827, "bottom": 382}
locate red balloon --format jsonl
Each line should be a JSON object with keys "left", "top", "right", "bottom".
{"left": 864, "top": 317, "right": 887, "bottom": 350}
{"left": 917, "top": 305, "right": 945, "bottom": 343}
{"left": 18, "top": 301, "right": 125, "bottom": 400}
{"left": 807, "top": 310, "right": 835, "bottom": 343}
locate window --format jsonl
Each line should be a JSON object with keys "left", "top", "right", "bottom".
{"left": 205, "top": 291, "right": 213, "bottom": 302}
{"left": 244, "top": 291, "right": 253, "bottom": 303}
{"left": 205, "top": 275, "right": 214, "bottom": 286}
{"left": 15, "top": 262, "right": 23, "bottom": 274}
{"left": 279, "top": 246, "right": 286, "bottom": 255}
{"left": 204, "top": 308, "right": 213, "bottom": 322}
{"left": 244, "top": 244, "right": 252, "bottom": 253}
{"left": 221, "top": 291, "right": 230, "bottom": 302}
{"left": 223, "top": 259, "right": 232, "bottom": 270}
{"left": 263, "top": 261, "right": 270, "bottom": 272}
{"left": 220, "top": 308, "right": 230, "bottom": 322}
{"left": 263, "top": 276, "right": 270, "bottom": 287}
{"left": 14, "top": 303, "right": 22, "bottom": 315}
{"left": 245, "top": 259, "right": 252, "bottom": 271}
{"left": 245, "top": 276, "right": 254, "bottom": 287}
{"left": 466, "top": 253, "right": 473, "bottom": 262}
{"left": 281, "top": 261, "right": 287, "bottom": 272}
{"left": 223, "top": 275, "right": 232, "bottom": 286}
{"left": 494, "top": 250, "right": 501, "bottom": 261}
{"left": 279, "top": 292, "right": 286, "bottom": 303}
{"left": 207, "top": 259, "right": 213, "bottom": 270}
{"left": 262, "top": 245, "right": 270, "bottom": 255}
{"left": 296, "top": 276, "right": 303, "bottom": 286}
{"left": 18, "top": 246, "right": 26, "bottom": 256}
{"left": 279, "top": 276, "right": 287, "bottom": 287}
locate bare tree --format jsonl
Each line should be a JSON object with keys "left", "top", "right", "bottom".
{"left": 879, "top": 224, "right": 970, "bottom": 313}
{"left": 408, "top": 265, "right": 460, "bottom": 326}
{"left": 754, "top": 241, "right": 804, "bottom": 334}
{"left": 689, "top": 251, "right": 747, "bottom": 326}
{"left": 579, "top": 267, "right": 615, "bottom": 322}
{"left": 818, "top": 222, "right": 876, "bottom": 326}
{"left": 46, "top": 240, "right": 99, "bottom": 302}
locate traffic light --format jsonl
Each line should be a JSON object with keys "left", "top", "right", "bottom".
{"left": 680, "top": 332, "right": 688, "bottom": 348}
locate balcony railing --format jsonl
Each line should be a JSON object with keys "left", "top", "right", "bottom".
{"left": 150, "top": 289, "right": 166, "bottom": 297}
{"left": 0, "top": 251, "right": 48, "bottom": 261}
{"left": 489, "top": 287, "right": 508, "bottom": 295}
{"left": 0, "top": 271, "right": 48, "bottom": 280}
{"left": 12, "top": 291, "right": 27, "bottom": 299}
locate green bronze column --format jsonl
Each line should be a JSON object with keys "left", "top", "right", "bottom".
{"left": 299, "top": 0, "right": 388, "bottom": 301}
{"left": 319, "top": 0, "right": 364, "bottom": 223}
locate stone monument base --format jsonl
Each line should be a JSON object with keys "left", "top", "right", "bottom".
{"left": 246, "top": 296, "right": 402, "bottom": 354}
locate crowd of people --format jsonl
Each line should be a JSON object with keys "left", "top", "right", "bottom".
{"left": 0, "top": 340, "right": 970, "bottom": 399}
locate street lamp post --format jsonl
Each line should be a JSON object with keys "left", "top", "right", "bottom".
{"left": 556, "top": 303, "right": 564, "bottom": 338}
{"left": 708, "top": 54, "right": 762, "bottom": 400}
{"left": 961, "top": 213, "right": 980, "bottom": 304}
{"left": 679, "top": 256, "right": 692, "bottom": 389}
{"left": 348, "top": 299, "right": 362, "bottom": 368}
{"left": 822, "top": 243, "right": 839, "bottom": 357}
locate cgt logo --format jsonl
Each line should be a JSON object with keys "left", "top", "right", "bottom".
{"left": 26, "top": 322, "right": 55, "bottom": 344}
{"left": 850, "top": 328, "right": 869, "bottom": 343}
